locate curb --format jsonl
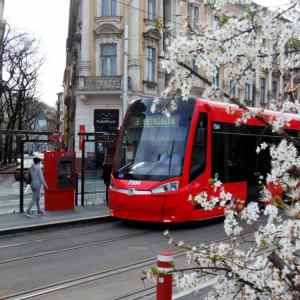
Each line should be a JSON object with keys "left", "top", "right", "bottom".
{"left": 0, "top": 164, "right": 17, "bottom": 171}
{"left": 0, "top": 215, "right": 115, "bottom": 235}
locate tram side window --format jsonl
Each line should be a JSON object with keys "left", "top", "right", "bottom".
{"left": 212, "top": 128, "right": 247, "bottom": 182}
{"left": 227, "top": 134, "right": 247, "bottom": 181}
{"left": 212, "top": 123, "right": 284, "bottom": 184}
{"left": 189, "top": 113, "right": 207, "bottom": 182}
{"left": 212, "top": 130, "right": 226, "bottom": 181}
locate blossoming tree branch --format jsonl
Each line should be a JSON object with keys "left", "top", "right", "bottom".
{"left": 147, "top": 0, "right": 300, "bottom": 299}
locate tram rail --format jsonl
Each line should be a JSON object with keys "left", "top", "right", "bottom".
{"left": 0, "top": 220, "right": 120, "bottom": 243}
{"left": 0, "top": 230, "right": 153, "bottom": 266}
{"left": 3, "top": 254, "right": 161, "bottom": 300}
{"left": 2, "top": 229, "right": 258, "bottom": 300}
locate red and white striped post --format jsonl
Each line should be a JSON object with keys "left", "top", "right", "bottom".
{"left": 156, "top": 250, "right": 173, "bottom": 300}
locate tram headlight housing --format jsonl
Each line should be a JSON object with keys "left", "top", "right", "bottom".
{"left": 151, "top": 181, "right": 179, "bottom": 194}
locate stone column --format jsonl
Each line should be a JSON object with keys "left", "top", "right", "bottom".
{"left": 255, "top": 64, "right": 260, "bottom": 108}
{"left": 128, "top": 0, "right": 140, "bottom": 92}
{"left": 279, "top": 48, "right": 285, "bottom": 107}
{"left": 0, "top": 0, "right": 4, "bottom": 20}
{"left": 268, "top": 69, "right": 272, "bottom": 105}
{"left": 79, "top": 0, "right": 91, "bottom": 78}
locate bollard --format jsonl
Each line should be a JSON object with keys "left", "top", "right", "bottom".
{"left": 156, "top": 250, "right": 173, "bottom": 300}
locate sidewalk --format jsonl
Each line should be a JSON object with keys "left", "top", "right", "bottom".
{"left": 0, "top": 204, "right": 112, "bottom": 234}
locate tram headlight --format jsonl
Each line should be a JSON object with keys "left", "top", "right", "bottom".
{"left": 151, "top": 181, "right": 179, "bottom": 194}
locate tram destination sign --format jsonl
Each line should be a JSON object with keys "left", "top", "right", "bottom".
{"left": 132, "top": 115, "right": 177, "bottom": 128}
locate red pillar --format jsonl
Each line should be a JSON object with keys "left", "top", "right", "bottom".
{"left": 156, "top": 250, "right": 173, "bottom": 300}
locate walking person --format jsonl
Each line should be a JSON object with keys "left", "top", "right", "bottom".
{"left": 102, "top": 150, "right": 113, "bottom": 205}
{"left": 26, "top": 157, "right": 48, "bottom": 216}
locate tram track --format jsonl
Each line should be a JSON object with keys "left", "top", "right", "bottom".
{"left": 0, "top": 220, "right": 158, "bottom": 256}
{"left": 3, "top": 254, "right": 160, "bottom": 300}
{"left": 2, "top": 229, "right": 258, "bottom": 300}
{"left": 0, "top": 230, "right": 153, "bottom": 266}
{"left": 0, "top": 219, "right": 235, "bottom": 265}
{"left": 0, "top": 220, "right": 121, "bottom": 243}
{"left": 112, "top": 286, "right": 156, "bottom": 300}
{"left": 0, "top": 219, "right": 169, "bottom": 249}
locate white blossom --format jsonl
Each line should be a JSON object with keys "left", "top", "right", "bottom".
{"left": 224, "top": 210, "right": 243, "bottom": 236}
{"left": 148, "top": 1, "right": 300, "bottom": 299}
{"left": 264, "top": 204, "right": 278, "bottom": 222}
{"left": 241, "top": 202, "right": 260, "bottom": 224}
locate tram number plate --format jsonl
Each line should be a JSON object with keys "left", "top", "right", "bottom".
{"left": 128, "top": 180, "right": 141, "bottom": 185}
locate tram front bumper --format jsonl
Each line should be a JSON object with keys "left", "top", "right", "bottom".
{"left": 109, "top": 189, "right": 167, "bottom": 222}
{"left": 108, "top": 188, "right": 191, "bottom": 223}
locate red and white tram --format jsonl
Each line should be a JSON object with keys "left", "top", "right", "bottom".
{"left": 108, "top": 97, "right": 300, "bottom": 223}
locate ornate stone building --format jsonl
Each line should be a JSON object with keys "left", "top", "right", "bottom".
{"left": 64, "top": 0, "right": 169, "bottom": 155}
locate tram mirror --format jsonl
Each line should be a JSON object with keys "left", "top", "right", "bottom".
{"left": 57, "top": 158, "right": 74, "bottom": 188}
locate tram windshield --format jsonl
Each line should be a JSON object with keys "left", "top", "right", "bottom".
{"left": 113, "top": 97, "right": 195, "bottom": 180}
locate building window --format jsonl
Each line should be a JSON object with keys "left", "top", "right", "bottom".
{"left": 100, "top": 44, "right": 117, "bottom": 76}
{"left": 102, "top": 0, "right": 116, "bottom": 17}
{"left": 194, "top": 7, "right": 199, "bottom": 28}
{"left": 272, "top": 80, "right": 278, "bottom": 99}
{"left": 284, "top": 44, "right": 290, "bottom": 58}
{"left": 252, "top": 85, "right": 256, "bottom": 106}
{"left": 165, "top": 72, "right": 172, "bottom": 88}
{"left": 212, "top": 69, "right": 220, "bottom": 88}
{"left": 188, "top": 5, "right": 200, "bottom": 28}
{"left": 260, "top": 78, "right": 266, "bottom": 105}
{"left": 165, "top": 0, "right": 172, "bottom": 24}
{"left": 245, "top": 82, "right": 251, "bottom": 103}
{"left": 188, "top": 4, "right": 193, "bottom": 26}
{"left": 146, "top": 47, "right": 156, "bottom": 82}
{"left": 192, "top": 58, "right": 197, "bottom": 72}
{"left": 148, "top": 0, "right": 156, "bottom": 20}
{"left": 229, "top": 80, "right": 236, "bottom": 98}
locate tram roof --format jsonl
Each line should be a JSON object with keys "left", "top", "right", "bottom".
{"left": 196, "top": 98, "right": 300, "bottom": 122}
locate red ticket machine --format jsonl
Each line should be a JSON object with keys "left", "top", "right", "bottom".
{"left": 44, "top": 151, "right": 75, "bottom": 211}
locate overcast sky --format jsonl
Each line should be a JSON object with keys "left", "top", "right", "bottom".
{"left": 4, "top": 0, "right": 70, "bottom": 107}
{"left": 4, "top": 0, "right": 289, "bottom": 107}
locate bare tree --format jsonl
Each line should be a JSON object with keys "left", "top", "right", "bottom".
{"left": 0, "top": 25, "right": 44, "bottom": 165}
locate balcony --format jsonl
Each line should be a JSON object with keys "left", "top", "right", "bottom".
{"left": 78, "top": 76, "right": 123, "bottom": 92}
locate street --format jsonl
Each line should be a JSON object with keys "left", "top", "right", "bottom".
{"left": 0, "top": 217, "right": 251, "bottom": 300}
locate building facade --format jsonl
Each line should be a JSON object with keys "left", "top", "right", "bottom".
{"left": 184, "top": 1, "right": 300, "bottom": 109}
{"left": 64, "top": 0, "right": 170, "bottom": 156}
